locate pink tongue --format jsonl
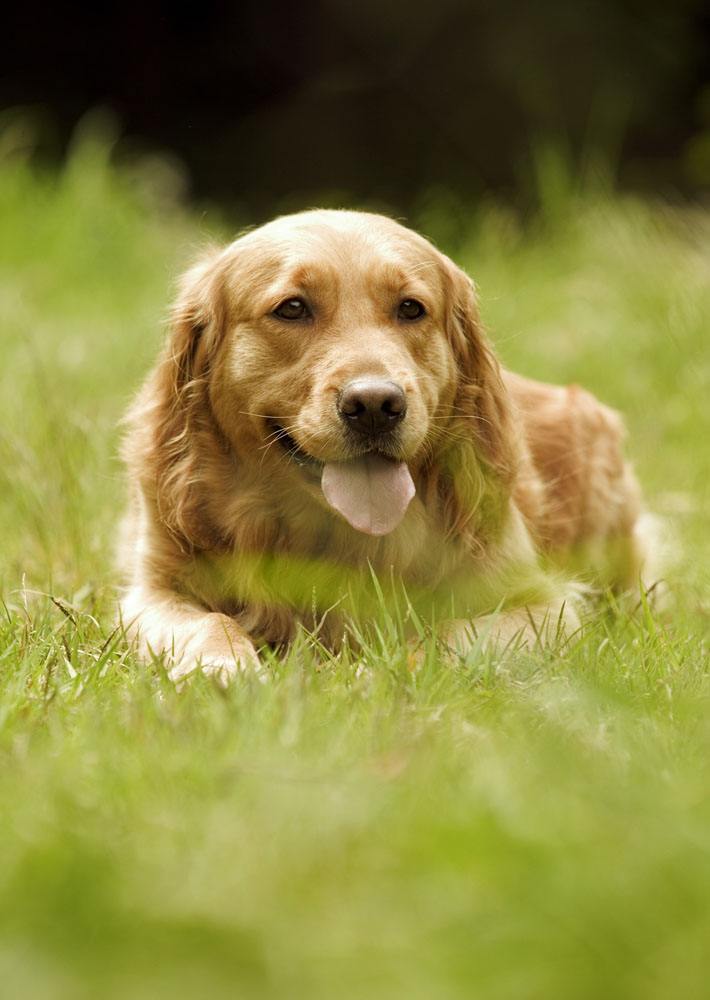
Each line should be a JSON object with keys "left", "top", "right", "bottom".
{"left": 321, "top": 455, "right": 415, "bottom": 536}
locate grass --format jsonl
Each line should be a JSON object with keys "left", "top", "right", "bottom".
{"left": 1, "top": 128, "right": 710, "bottom": 999}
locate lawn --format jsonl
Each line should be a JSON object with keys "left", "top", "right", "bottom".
{"left": 1, "top": 129, "right": 709, "bottom": 999}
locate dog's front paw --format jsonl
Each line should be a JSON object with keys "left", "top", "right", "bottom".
{"left": 168, "top": 631, "right": 264, "bottom": 687}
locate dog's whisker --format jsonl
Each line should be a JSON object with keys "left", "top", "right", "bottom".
{"left": 259, "top": 423, "right": 301, "bottom": 450}
{"left": 237, "top": 409, "right": 301, "bottom": 421}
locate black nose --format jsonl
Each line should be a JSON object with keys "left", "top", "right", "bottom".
{"left": 338, "top": 379, "right": 407, "bottom": 436}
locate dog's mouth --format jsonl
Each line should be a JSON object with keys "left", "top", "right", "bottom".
{"left": 271, "top": 425, "right": 322, "bottom": 468}
{"left": 270, "top": 422, "right": 403, "bottom": 465}
{"left": 269, "top": 422, "right": 416, "bottom": 537}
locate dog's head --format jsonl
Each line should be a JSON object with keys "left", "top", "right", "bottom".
{"left": 140, "top": 210, "right": 517, "bottom": 548}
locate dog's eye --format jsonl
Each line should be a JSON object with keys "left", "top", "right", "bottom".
{"left": 273, "top": 297, "right": 310, "bottom": 321}
{"left": 398, "top": 299, "right": 426, "bottom": 321}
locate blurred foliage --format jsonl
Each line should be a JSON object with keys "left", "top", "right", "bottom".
{"left": 3, "top": 0, "right": 710, "bottom": 218}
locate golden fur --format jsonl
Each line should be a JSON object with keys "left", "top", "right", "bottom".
{"left": 119, "top": 209, "right": 652, "bottom": 680}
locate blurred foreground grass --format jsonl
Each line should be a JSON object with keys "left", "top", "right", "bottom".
{"left": 1, "top": 130, "right": 710, "bottom": 999}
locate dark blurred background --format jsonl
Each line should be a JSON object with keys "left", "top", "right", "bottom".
{"left": 3, "top": 0, "right": 710, "bottom": 218}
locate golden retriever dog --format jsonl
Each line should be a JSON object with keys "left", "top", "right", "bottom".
{"left": 119, "top": 209, "right": 654, "bottom": 681}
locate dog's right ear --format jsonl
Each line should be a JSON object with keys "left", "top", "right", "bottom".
{"left": 123, "top": 246, "right": 231, "bottom": 552}
{"left": 166, "top": 247, "right": 228, "bottom": 395}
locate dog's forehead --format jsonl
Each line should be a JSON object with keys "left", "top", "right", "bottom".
{"left": 230, "top": 211, "right": 444, "bottom": 291}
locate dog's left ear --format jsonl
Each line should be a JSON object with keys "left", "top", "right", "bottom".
{"left": 432, "top": 257, "right": 520, "bottom": 542}
{"left": 444, "top": 258, "right": 518, "bottom": 484}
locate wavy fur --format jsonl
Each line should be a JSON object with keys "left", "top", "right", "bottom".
{"left": 118, "top": 210, "right": 656, "bottom": 681}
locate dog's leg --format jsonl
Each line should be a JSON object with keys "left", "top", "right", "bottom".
{"left": 439, "top": 591, "right": 583, "bottom": 659}
{"left": 120, "top": 585, "right": 261, "bottom": 684}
